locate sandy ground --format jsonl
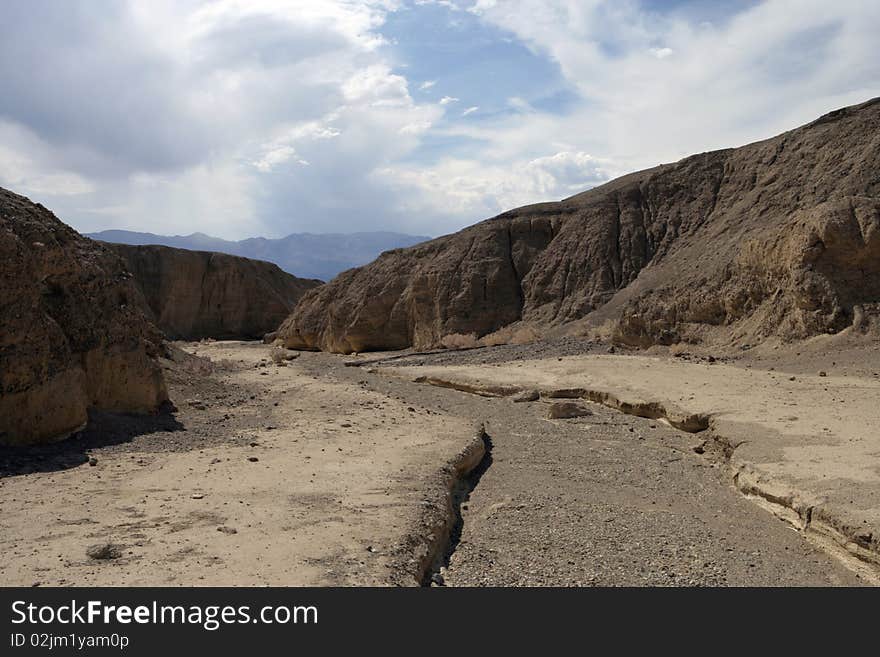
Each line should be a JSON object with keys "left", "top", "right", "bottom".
{"left": 0, "top": 342, "right": 474, "bottom": 586}
{"left": 381, "top": 345, "right": 880, "bottom": 580}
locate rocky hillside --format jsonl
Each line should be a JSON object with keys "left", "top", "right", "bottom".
{"left": 279, "top": 98, "right": 880, "bottom": 353}
{"left": 106, "top": 244, "right": 322, "bottom": 341}
{"left": 0, "top": 188, "right": 168, "bottom": 446}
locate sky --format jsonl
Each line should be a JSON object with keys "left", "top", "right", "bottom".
{"left": 0, "top": 0, "right": 878, "bottom": 239}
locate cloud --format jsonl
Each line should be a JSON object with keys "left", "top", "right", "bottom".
{"left": 0, "top": 121, "right": 97, "bottom": 196}
{"left": 375, "top": 150, "right": 613, "bottom": 225}
{"left": 0, "top": 0, "right": 878, "bottom": 240}
{"left": 374, "top": 0, "right": 880, "bottom": 234}
{"left": 466, "top": 0, "right": 880, "bottom": 171}
{"left": 649, "top": 47, "right": 673, "bottom": 59}
{"left": 0, "top": 0, "right": 444, "bottom": 237}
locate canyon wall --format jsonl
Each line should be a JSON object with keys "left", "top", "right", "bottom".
{"left": 107, "top": 244, "right": 322, "bottom": 341}
{"left": 279, "top": 98, "right": 880, "bottom": 353}
{"left": 0, "top": 188, "right": 168, "bottom": 445}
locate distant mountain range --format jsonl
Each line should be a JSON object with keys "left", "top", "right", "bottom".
{"left": 86, "top": 229, "right": 430, "bottom": 281}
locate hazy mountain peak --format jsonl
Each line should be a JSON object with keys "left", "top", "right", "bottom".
{"left": 86, "top": 229, "right": 430, "bottom": 282}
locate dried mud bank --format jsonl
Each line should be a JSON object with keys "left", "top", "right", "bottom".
{"left": 394, "top": 425, "right": 491, "bottom": 586}
{"left": 378, "top": 366, "right": 880, "bottom": 582}
{"left": 383, "top": 371, "right": 710, "bottom": 433}
{"left": 731, "top": 460, "right": 880, "bottom": 581}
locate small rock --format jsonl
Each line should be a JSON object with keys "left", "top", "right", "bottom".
{"left": 88, "top": 457, "right": 98, "bottom": 467}
{"left": 86, "top": 543, "right": 123, "bottom": 560}
{"left": 191, "top": 493, "right": 204, "bottom": 500}
{"left": 819, "top": 371, "right": 827, "bottom": 377}
{"left": 513, "top": 390, "right": 540, "bottom": 403}
{"left": 247, "top": 456, "right": 259, "bottom": 462}
{"left": 706, "top": 355, "right": 716, "bottom": 363}
{"left": 431, "top": 572, "right": 445, "bottom": 586}
{"left": 217, "top": 526, "right": 238, "bottom": 535}
{"left": 547, "top": 402, "right": 593, "bottom": 419}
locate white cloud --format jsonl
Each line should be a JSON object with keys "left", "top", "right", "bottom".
{"left": 507, "top": 96, "right": 534, "bottom": 113}
{"left": 1, "top": 1, "right": 878, "bottom": 240}
{"left": 649, "top": 47, "right": 673, "bottom": 59}
{"left": 375, "top": 150, "right": 614, "bottom": 224}
{"left": 0, "top": 0, "right": 443, "bottom": 238}
{"left": 0, "top": 122, "right": 95, "bottom": 196}
{"left": 371, "top": 0, "right": 880, "bottom": 234}
{"left": 466, "top": 0, "right": 880, "bottom": 172}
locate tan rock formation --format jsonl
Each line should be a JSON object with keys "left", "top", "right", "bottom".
{"left": 105, "top": 244, "right": 321, "bottom": 340}
{"left": 0, "top": 188, "right": 168, "bottom": 445}
{"left": 279, "top": 97, "right": 880, "bottom": 353}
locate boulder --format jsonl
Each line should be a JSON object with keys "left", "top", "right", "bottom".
{"left": 0, "top": 188, "right": 168, "bottom": 446}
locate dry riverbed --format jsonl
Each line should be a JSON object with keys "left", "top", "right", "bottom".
{"left": 0, "top": 339, "right": 872, "bottom": 586}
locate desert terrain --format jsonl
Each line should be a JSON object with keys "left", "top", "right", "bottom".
{"left": 1, "top": 338, "right": 875, "bottom": 586}
{"left": 2, "top": 97, "right": 879, "bottom": 588}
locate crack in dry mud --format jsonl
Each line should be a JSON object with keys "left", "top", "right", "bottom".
{"left": 422, "top": 427, "right": 494, "bottom": 587}
{"left": 405, "top": 425, "right": 494, "bottom": 587}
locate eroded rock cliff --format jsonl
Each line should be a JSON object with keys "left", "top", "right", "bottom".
{"left": 106, "top": 244, "right": 321, "bottom": 340}
{"left": 279, "top": 98, "right": 880, "bottom": 353}
{"left": 0, "top": 188, "right": 168, "bottom": 445}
